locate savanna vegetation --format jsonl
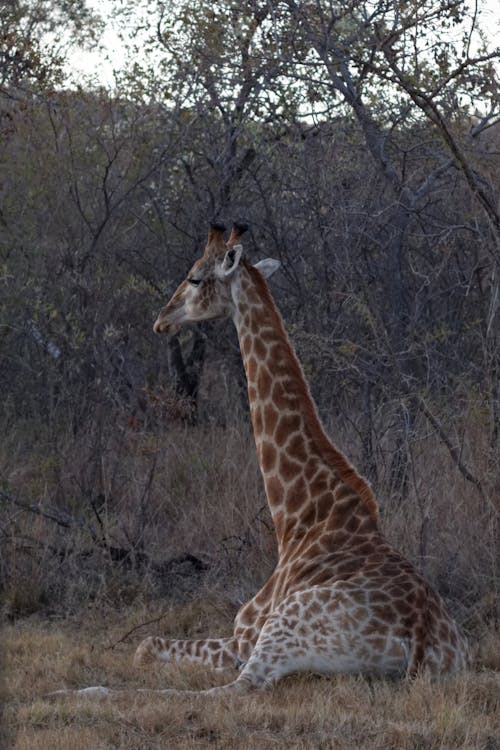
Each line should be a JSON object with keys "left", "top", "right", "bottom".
{"left": 1, "top": 1, "right": 499, "bottom": 747}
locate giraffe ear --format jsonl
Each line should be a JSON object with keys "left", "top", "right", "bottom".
{"left": 219, "top": 244, "right": 243, "bottom": 277}
{"left": 253, "top": 258, "right": 281, "bottom": 279}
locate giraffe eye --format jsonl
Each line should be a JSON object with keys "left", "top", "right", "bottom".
{"left": 188, "top": 277, "right": 201, "bottom": 286}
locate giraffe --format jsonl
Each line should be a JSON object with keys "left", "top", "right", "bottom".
{"left": 129, "top": 222, "right": 469, "bottom": 696}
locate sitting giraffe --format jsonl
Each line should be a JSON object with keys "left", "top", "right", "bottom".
{"left": 131, "top": 222, "right": 469, "bottom": 695}
{"left": 55, "top": 222, "right": 468, "bottom": 699}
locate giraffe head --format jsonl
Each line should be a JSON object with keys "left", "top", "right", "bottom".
{"left": 153, "top": 223, "right": 280, "bottom": 334}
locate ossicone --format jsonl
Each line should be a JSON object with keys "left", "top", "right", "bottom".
{"left": 228, "top": 221, "right": 249, "bottom": 247}
{"left": 208, "top": 222, "right": 227, "bottom": 242}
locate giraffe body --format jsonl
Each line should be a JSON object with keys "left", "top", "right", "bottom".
{"left": 130, "top": 223, "right": 469, "bottom": 694}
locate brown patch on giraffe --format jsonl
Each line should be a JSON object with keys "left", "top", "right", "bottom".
{"left": 316, "top": 491, "right": 333, "bottom": 519}
{"left": 254, "top": 337, "right": 268, "bottom": 361}
{"left": 395, "top": 600, "right": 413, "bottom": 616}
{"left": 275, "top": 413, "right": 302, "bottom": 447}
{"left": 279, "top": 453, "right": 303, "bottom": 483}
{"left": 365, "top": 552, "right": 386, "bottom": 566}
{"left": 332, "top": 494, "right": 360, "bottom": 520}
{"left": 268, "top": 340, "right": 289, "bottom": 368}
{"left": 238, "top": 601, "right": 257, "bottom": 625}
{"left": 252, "top": 405, "right": 263, "bottom": 435}
{"left": 310, "top": 470, "right": 329, "bottom": 495}
{"left": 300, "top": 503, "right": 316, "bottom": 527}
{"left": 242, "top": 280, "right": 263, "bottom": 305}
{"left": 251, "top": 314, "right": 270, "bottom": 336}
{"left": 304, "top": 457, "right": 319, "bottom": 480}
{"left": 247, "top": 355, "right": 258, "bottom": 382}
{"left": 257, "top": 366, "right": 273, "bottom": 400}
{"left": 260, "top": 326, "right": 280, "bottom": 345}
{"left": 388, "top": 641, "right": 405, "bottom": 658}
{"left": 309, "top": 568, "right": 334, "bottom": 586}
{"left": 352, "top": 607, "right": 368, "bottom": 621}
{"left": 271, "top": 380, "right": 293, "bottom": 410}
{"left": 266, "top": 475, "right": 284, "bottom": 505}
{"left": 287, "top": 434, "right": 309, "bottom": 463}
{"left": 241, "top": 334, "right": 253, "bottom": 357}
{"left": 281, "top": 518, "right": 301, "bottom": 549}
{"left": 369, "top": 590, "right": 391, "bottom": 604}
{"left": 356, "top": 541, "right": 377, "bottom": 556}
{"left": 323, "top": 529, "right": 350, "bottom": 549}
{"left": 358, "top": 516, "right": 379, "bottom": 534}
{"left": 260, "top": 441, "right": 277, "bottom": 473}
{"left": 286, "top": 474, "right": 307, "bottom": 511}
{"left": 334, "top": 483, "right": 355, "bottom": 502}
{"left": 273, "top": 508, "right": 285, "bottom": 537}
{"left": 300, "top": 591, "right": 313, "bottom": 606}
{"left": 254, "top": 576, "right": 275, "bottom": 606}
{"left": 335, "top": 558, "right": 363, "bottom": 577}
{"left": 248, "top": 385, "right": 257, "bottom": 401}
{"left": 367, "top": 636, "right": 386, "bottom": 651}
{"left": 263, "top": 402, "right": 279, "bottom": 434}
{"left": 344, "top": 514, "right": 361, "bottom": 534}
{"left": 308, "top": 600, "right": 323, "bottom": 617}
{"left": 387, "top": 585, "right": 407, "bottom": 599}
{"left": 316, "top": 589, "right": 331, "bottom": 604}
{"left": 305, "top": 541, "right": 324, "bottom": 559}
{"left": 242, "top": 626, "right": 258, "bottom": 642}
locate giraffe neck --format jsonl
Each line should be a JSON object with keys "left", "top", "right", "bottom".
{"left": 233, "top": 263, "right": 379, "bottom": 552}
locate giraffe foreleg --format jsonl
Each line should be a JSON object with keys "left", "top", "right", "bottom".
{"left": 134, "top": 635, "right": 239, "bottom": 670}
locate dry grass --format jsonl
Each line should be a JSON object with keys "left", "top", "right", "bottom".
{"left": 2, "top": 602, "right": 499, "bottom": 750}
{"left": 1, "top": 410, "right": 499, "bottom": 748}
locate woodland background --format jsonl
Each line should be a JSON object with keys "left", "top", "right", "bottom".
{"left": 0, "top": 0, "right": 499, "bottom": 656}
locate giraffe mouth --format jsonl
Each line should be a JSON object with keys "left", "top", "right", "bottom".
{"left": 153, "top": 318, "right": 180, "bottom": 335}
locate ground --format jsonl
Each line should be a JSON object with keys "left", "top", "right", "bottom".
{"left": 2, "top": 597, "right": 499, "bottom": 750}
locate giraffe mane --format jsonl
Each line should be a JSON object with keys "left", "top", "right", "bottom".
{"left": 245, "top": 262, "right": 379, "bottom": 520}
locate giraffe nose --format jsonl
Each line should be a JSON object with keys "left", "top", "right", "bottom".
{"left": 153, "top": 318, "right": 166, "bottom": 333}
{"left": 153, "top": 312, "right": 181, "bottom": 335}
{"left": 153, "top": 317, "right": 169, "bottom": 334}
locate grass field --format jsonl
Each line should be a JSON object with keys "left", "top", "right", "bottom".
{"left": 3, "top": 596, "right": 500, "bottom": 750}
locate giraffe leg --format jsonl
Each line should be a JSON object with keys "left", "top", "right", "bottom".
{"left": 140, "top": 584, "right": 410, "bottom": 697}
{"left": 134, "top": 635, "right": 240, "bottom": 669}
{"left": 48, "top": 637, "right": 242, "bottom": 699}
{"left": 193, "top": 585, "right": 410, "bottom": 694}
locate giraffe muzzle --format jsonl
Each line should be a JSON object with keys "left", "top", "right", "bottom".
{"left": 153, "top": 317, "right": 180, "bottom": 335}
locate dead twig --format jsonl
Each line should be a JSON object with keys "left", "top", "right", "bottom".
{"left": 104, "top": 610, "right": 172, "bottom": 650}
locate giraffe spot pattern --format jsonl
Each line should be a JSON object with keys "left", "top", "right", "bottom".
{"left": 264, "top": 403, "right": 279, "bottom": 434}
{"left": 275, "top": 413, "right": 302, "bottom": 446}
{"left": 257, "top": 366, "right": 273, "bottom": 400}
{"left": 286, "top": 477, "right": 307, "bottom": 513}
{"left": 138, "top": 258, "right": 470, "bottom": 693}
{"left": 279, "top": 453, "right": 303, "bottom": 483}
{"left": 260, "top": 441, "right": 277, "bottom": 473}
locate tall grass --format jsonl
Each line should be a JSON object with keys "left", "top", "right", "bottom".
{"left": 0, "top": 398, "right": 498, "bottom": 633}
